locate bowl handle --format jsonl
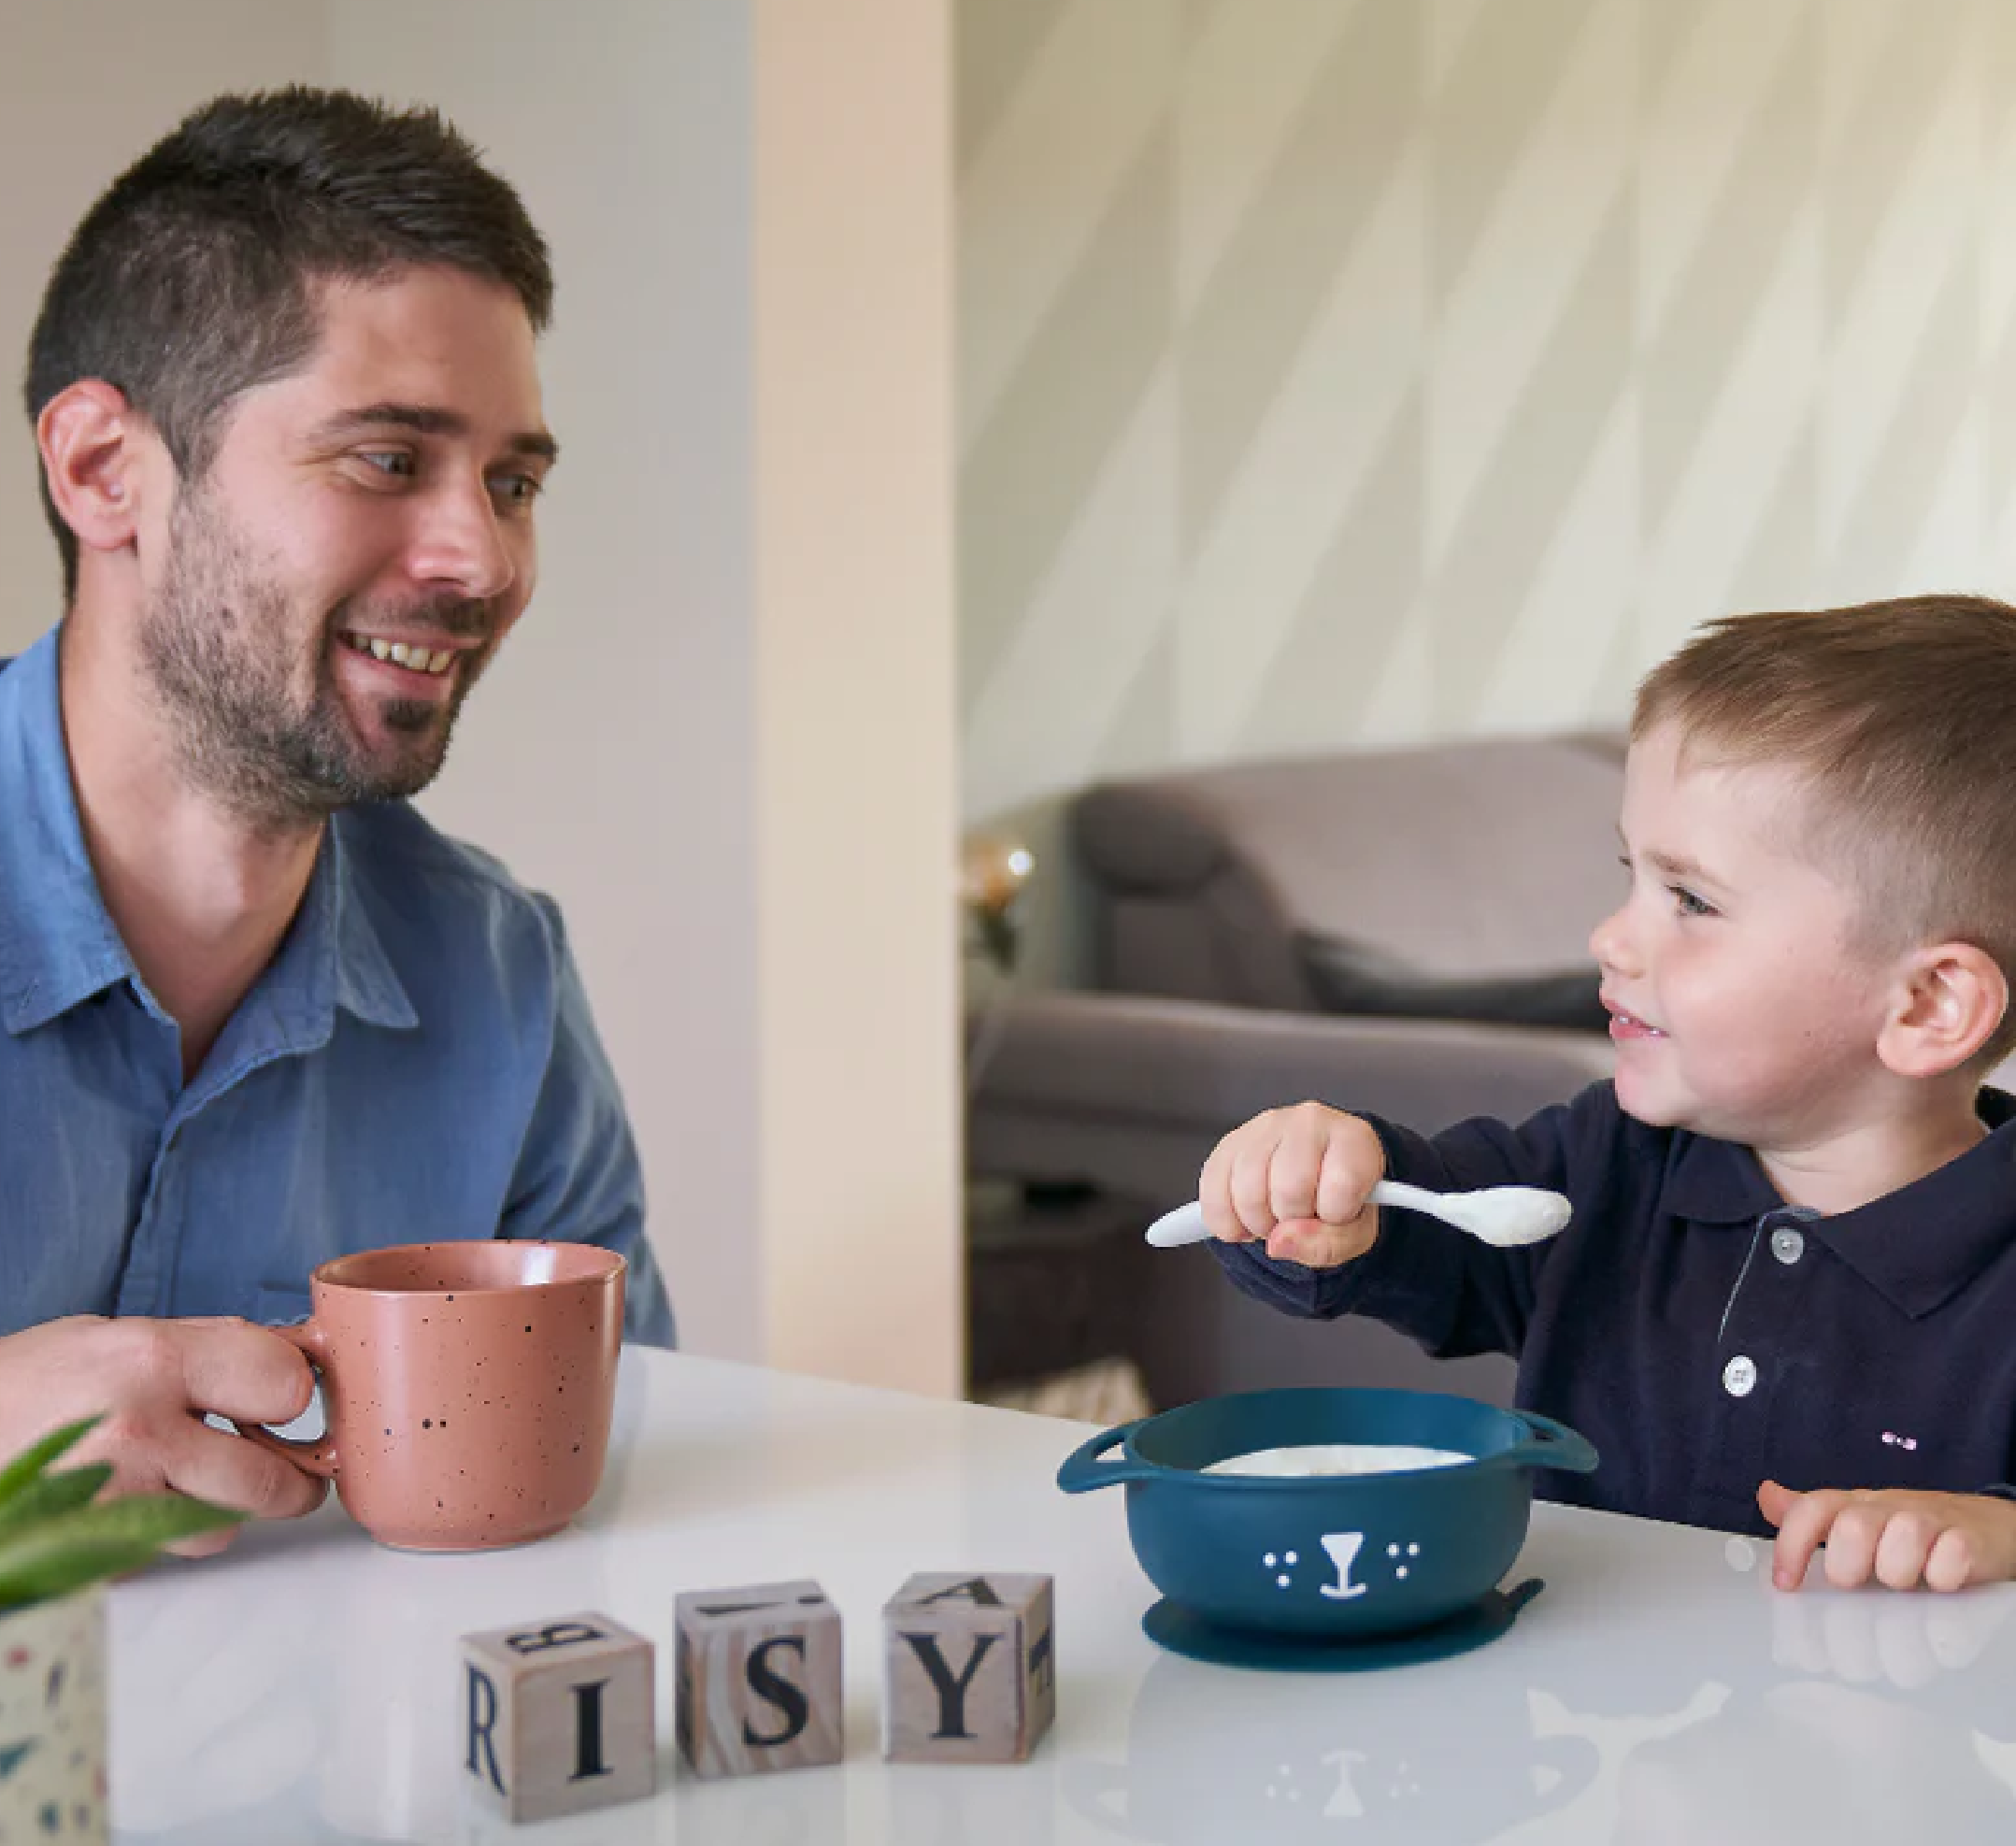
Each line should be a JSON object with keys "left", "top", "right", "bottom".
{"left": 1056, "top": 1420, "right": 1157, "bottom": 1494}
{"left": 1498, "top": 1410, "right": 1599, "bottom": 1476}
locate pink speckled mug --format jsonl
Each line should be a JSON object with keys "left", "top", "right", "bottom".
{"left": 241, "top": 1241, "right": 626, "bottom": 1552}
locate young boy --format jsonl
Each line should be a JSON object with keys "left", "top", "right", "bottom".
{"left": 1197, "top": 594, "right": 2016, "bottom": 1595}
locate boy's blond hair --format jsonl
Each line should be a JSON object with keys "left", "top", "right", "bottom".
{"left": 1634, "top": 594, "right": 2016, "bottom": 1066}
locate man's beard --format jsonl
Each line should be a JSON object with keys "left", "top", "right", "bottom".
{"left": 138, "top": 488, "right": 493, "bottom": 827}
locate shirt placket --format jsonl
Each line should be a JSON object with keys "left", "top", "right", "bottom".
{"left": 1698, "top": 1205, "right": 1819, "bottom": 1515}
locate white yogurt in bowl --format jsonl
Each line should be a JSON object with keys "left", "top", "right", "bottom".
{"left": 1203, "top": 1443, "right": 1471, "bottom": 1478}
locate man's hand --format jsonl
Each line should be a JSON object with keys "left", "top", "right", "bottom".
{"left": 1196, "top": 1101, "right": 1387, "bottom": 1268}
{"left": 1759, "top": 1479, "right": 2016, "bottom": 1592}
{"left": 0, "top": 1317, "right": 328, "bottom": 1556}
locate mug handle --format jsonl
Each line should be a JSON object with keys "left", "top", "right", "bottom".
{"left": 1497, "top": 1410, "right": 1599, "bottom": 1477}
{"left": 1056, "top": 1421, "right": 1157, "bottom": 1494}
{"left": 234, "top": 1322, "right": 338, "bottom": 1480}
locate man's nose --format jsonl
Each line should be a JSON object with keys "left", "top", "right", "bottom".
{"left": 407, "top": 478, "right": 517, "bottom": 603}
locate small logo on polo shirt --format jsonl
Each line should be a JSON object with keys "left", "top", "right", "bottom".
{"left": 1880, "top": 1430, "right": 1919, "bottom": 1452}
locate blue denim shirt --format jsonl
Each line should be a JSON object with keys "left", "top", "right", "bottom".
{"left": 0, "top": 626, "right": 674, "bottom": 1346}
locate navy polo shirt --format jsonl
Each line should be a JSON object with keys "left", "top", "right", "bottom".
{"left": 1217, "top": 1082, "right": 2016, "bottom": 1538}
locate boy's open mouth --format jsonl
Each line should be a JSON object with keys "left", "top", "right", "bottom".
{"left": 1607, "top": 1009, "right": 1666, "bottom": 1040}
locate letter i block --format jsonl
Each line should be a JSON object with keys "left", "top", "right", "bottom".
{"left": 675, "top": 1580, "right": 844, "bottom": 1778}
{"left": 882, "top": 1572, "right": 1055, "bottom": 1764}
{"left": 460, "top": 1611, "right": 656, "bottom": 1823}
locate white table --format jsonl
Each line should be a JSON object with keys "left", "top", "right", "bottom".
{"left": 108, "top": 1349, "right": 2016, "bottom": 1842}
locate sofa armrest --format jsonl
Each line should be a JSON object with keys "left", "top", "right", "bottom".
{"left": 966, "top": 989, "right": 1616, "bottom": 1209}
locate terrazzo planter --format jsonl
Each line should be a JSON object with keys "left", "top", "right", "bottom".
{"left": 0, "top": 1587, "right": 106, "bottom": 1844}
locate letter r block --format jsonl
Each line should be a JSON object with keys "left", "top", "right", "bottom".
{"left": 674, "top": 1580, "right": 844, "bottom": 1778}
{"left": 882, "top": 1572, "right": 1055, "bottom": 1764}
{"left": 459, "top": 1610, "right": 656, "bottom": 1823}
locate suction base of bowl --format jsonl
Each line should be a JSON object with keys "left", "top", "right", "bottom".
{"left": 1141, "top": 1578, "right": 1542, "bottom": 1673}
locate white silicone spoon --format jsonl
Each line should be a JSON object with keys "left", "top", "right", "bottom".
{"left": 1143, "top": 1180, "right": 1572, "bottom": 1251}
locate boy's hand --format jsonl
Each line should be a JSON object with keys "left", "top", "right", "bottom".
{"left": 1759, "top": 1479, "right": 2016, "bottom": 1592}
{"left": 1196, "top": 1102, "right": 1386, "bottom": 1268}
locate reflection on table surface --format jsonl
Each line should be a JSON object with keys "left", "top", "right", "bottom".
{"left": 106, "top": 1351, "right": 2016, "bottom": 1843}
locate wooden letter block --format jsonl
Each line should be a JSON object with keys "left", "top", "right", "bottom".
{"left": 675, "top": 1579, "right": 844, "bottom": 1778}
{"left": 882, "top": 1572, "right": 1055, "bottom": 1764}
{"left": 460, "top": 1610, "right": 656, "bottom": 1823}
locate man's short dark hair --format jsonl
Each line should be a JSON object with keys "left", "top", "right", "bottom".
{"left": 23, "top": 85, "right": 553, "bottom": 599}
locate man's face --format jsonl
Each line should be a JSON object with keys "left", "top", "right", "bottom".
{"left": 135, "top": 265, "right": 554, "bottom": 823}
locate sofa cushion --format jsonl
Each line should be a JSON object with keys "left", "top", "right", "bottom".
{"left": 1297, "top": 935, "right": 1608, "bottom": 1032}
{"left": 1072, "top": 737, "right": 1625, "bottom": 1009}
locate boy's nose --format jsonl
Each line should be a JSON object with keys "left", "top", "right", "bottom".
{"left": 1589, "top": 905, "right": 1634, "bottom": 974}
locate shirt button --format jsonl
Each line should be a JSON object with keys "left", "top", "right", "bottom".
{"left": 1723, "top": 1355, "right": 1758, "bottom": 1397}
{"left": 1769, "top": 1227, "right": 1806, "bottom": 1266}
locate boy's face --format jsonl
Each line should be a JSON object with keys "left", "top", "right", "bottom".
{"left": 1590, "top": 723, "right": 1896, "bottom": 1151}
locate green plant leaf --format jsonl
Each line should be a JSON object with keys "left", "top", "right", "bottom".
{"left": 0, "top": 1417, "right": 102, "bottom": 1514}
{"left": 0, "top": 1464, "right": 114, "bottom": 1539}
{"left": 0, "top": 1494, "right": 243, "bottom": 1612}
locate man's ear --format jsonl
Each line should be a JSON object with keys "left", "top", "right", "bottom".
{"left": 1877, "top": 941, "right": 2009, "bottom": 1079}
{"left": 36, "top": 380, "right": 148, "bottom": 565}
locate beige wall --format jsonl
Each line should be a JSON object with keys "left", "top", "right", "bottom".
{"left": 0, "top": 2, "right": 963, "bottom": 1395}
{"left": 958, "top": 0, "right": 2016, "bottom": 833}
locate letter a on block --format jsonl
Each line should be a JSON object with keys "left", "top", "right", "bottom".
{"left": 881, "top": 1572, "right": 1055, "bottom": 1764}
{"left": 675, "top": 1580, "right": 844, "bottom": 1779}
{"left": 459, "top": 1610, "right": 655, "bottom": 1824}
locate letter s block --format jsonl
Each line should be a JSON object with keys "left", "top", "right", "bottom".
{"left": 882, "top": 1572, "right": 1055, "bottom": 1764}
{"left": 459, "top": 1611, "right": 655, "bottom": 1823}
{"left": 674, "top": 1580, "right": 844, "bottom": 1778}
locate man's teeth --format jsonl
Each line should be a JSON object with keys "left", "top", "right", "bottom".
{"left": 342, "top": 635, "right": 455, "bottom": 676}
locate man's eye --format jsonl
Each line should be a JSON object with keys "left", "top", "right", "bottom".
{"left": 359, "top": 451, "right": 416, "bottom": 479}
{"left": 490, "top": 472, "right": 544, "bottom": 508}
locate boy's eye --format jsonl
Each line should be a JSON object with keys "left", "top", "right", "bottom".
{"left": 1670, "top": 885, "right": 1714, "bottom": 919}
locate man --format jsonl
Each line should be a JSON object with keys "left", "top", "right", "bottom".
{"left": 0, "top": 87, "right": 674, "bottom": 1550}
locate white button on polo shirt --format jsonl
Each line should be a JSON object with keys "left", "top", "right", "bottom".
{"left": 1770, "top": 1227, "right": 1806, "bottom": 1266}
{"left": 1723, "top": 1355, "right": 1758, "bottom": 1397}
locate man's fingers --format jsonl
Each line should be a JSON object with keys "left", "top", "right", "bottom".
{"left": 155, "top": 1420, "right": 329, "bottom": 1522}
{"left": 168, "top": 1319, "right": 318, "bottom": 1426}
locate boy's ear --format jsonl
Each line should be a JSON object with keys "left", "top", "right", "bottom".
{"left": 1877, "top": 942, "right": 2009, "bottom": 1079}
{"left": 36, "top": 380, "right": 148, "bottom": 565}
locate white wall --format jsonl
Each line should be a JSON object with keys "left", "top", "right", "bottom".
{"left": 0, "top": 2, "right": 964, "bottom": 1395}
{"left": 959, "top": 0, "right": 2016, "bottom": 829}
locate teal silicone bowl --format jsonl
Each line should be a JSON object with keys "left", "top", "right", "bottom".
{"left": 1058, "top": 1387, "right": 1597, "bottom": 1639}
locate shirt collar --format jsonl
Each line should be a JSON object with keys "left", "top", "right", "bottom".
{"left": 0, "top": 625, "right": 416, "bottom": 1038}
{"left": 0, "top": 629, "right": 135, "bottom": 1034}
{"left": 1664, "top": 1088, "right": 2016, "bottom": 1319}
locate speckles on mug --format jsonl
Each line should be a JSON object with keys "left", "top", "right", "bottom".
{"left": 422, "top": 1421, "right": 433, "bottom": 1430}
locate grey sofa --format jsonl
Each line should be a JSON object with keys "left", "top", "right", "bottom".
{"left": 965, "top": 734, "right": 1628, "bottom": 1409}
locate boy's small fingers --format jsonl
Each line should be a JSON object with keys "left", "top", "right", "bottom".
{"left": 1923, "top": 1526, "right": 1976, "bottom": 1595}
{"left": 1873, "top": 1513, "right": 1937, "bottom": 1592}
{"left": 1822, "top": 1506, "right": 1884, "bottom": 1590}
{"left": 1228, "top": 1142, "right": 1280, "bottom": 1238}
{"left": 1769, "top": 1489, "right": 1843, "bottom": 1589}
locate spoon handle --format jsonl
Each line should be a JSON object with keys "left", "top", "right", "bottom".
{"left": 1142, "top": 1181, "right": 1428, "bottom": 1249}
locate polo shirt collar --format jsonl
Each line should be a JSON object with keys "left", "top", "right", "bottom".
{"left": 1664, "top": 1089, "right": 2016, "bottom": 1319}
{"left": 0, "top": 624, "right": 416, "bottom": 1039}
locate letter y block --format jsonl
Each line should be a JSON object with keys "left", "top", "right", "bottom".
{"left": 882, "top": 1572, "right": 1055, "bottom": 1764}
